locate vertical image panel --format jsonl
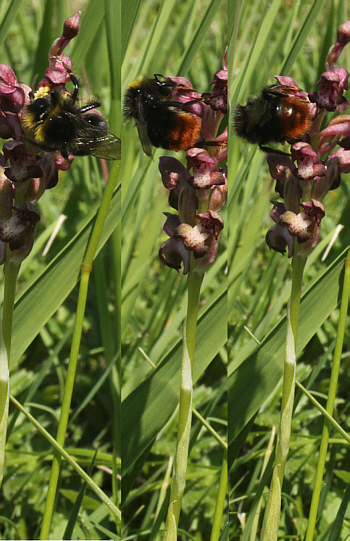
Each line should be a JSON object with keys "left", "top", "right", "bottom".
{"left": 121, "top": 0, "right": 228, "bottom": 538}
{"left": 0, "top": 1, "right": 122, "bottom": 540}
{"left": 228, "top": 2, "right": 350, "bottom": 539}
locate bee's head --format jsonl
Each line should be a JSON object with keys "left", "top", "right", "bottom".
{"left": 83, "top": 111, "right": 108, "bottom": 133}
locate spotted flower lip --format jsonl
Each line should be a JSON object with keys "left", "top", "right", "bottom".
{"left": 3, "top": 141, "right": 43, "bottom": 183}
{"left": 291, "top": 143, "right": 326, "bottom": 180}
{"left": 267, "top": 198, "right": 325, "bottom": 257}
{"left": 0, "top": 202, "right": 40, "bottom": 250}
{"left": 267, "top": 194, "right": 325, "bottom": 257}
{"left": 175, "top": 210, "right": 224, "bottom": 258}
{"left": 186, "top": 148, "right": 226, "bottom": 189}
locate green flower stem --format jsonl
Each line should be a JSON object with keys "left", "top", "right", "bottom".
{"left": 40, "top": 161, "right": 120, "bottom": 540}
{"left": 163, "top": 265, "right": 203, "bottom": 540}
{"left": 0, "top": 255, "right": 19, "bottom": 485}
{"left": 250, "top": 427, "right": 276, "bottom": 541}
{"left": 2, "top": 258, "right": 20, "bottom": 360}
{"left": 0, "top": 181, "right": 27, "bottom": 486}
{"left": 210, "top": 447, "right": 228, "bottom": 541}
{"left": 261, "top": 248, "right": 306, "bottom": 540}
{"left": 0, "top": 338, "right": 9, "bottom": 489}
{"left": 305, "top": 248, "right": 350, "bottom": 541}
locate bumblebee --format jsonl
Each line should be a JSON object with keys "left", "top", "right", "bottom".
{"left": 22, "top": 70, "right": 121, "bottom": 160}
{"left": 233, "top": 84, "right": 314, "bottom": 150}
{"left": 123, "top": 74, "right": 202, "bottom": 156}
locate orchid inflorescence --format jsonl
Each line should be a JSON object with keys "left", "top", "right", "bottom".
{"left": 266, "top": 20, "right": 350, "bottom": 258}
{"left": 158, "top": 51, "right": 227, "bottom": 275}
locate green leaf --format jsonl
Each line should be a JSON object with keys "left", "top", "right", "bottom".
{"left": 228, "top": 249, "right": 348, "bottom": 451}
{"left": 11, "top": 186, "right": 120, "bottom": 366}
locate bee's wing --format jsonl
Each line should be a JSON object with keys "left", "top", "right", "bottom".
{"left": 135, "top": 119, "right": 153, "bottom": 157}
{"left": 67, "top": 113, "right": 121, "bottom": 160}
{"left": 83, "top": 132, "right": 121, "bottom": 160}
{"left": 266, "top": 85, "right": 309, "bottom": 101}
{"left": 133, "top": 91, "right": 153, "bottom": 157}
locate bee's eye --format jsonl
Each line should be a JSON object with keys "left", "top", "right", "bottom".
{"left": 32, "top": 98, "right": 49, "bottom": 121}
{"left": 84, "top": 113, "right": 107, "bottom": 132}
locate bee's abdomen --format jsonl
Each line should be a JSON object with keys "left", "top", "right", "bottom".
{"left": 280, "top": 97, "right": 313, "bottom": 140}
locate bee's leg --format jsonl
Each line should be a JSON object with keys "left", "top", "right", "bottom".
{"left": 69, "top": 73, "right": 80, "bottom": 103}
{"left": 50, "top": 56, "right": 80, "bottom": 103}
{"left": 152, "top": 74, "right": 207, "bottom": 105}
{"left": 155, "top": 98, "right": 204, "bottom": 109}
{"left": 260, "top": 145, "right": 291, "bottom": 156}
{"left": 78, "top": 101, "right": 102, "bottom": 114}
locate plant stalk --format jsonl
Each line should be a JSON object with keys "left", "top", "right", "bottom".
{"left": 261, "top": 248, "right": 306, "bottom": 540}
{"left": 0, "top": 256, "right": 19, "bottom": 486}
{"left": 163, "top": 265, "right": 203, "bottom": 540}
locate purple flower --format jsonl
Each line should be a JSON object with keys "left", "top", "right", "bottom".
{"left": 208, "top": 170, "right": 227, "bottom": 212}
{"left": 167, "top": 77, "right": 204, "bottom": 118}
{"left": 175, "top": 210, "right": 224, "bottom": 259}
{"left": 48, "top": 12, "right": 80, "bottom": 60}
{"left": 3, "top": 141, "right": 43, "bottom": 183}
{"left": 309, "top": 67, "right": 349, "bottom": 112}
{"left": 202, "top": 49, "right": 228, "bottom": 114}
{"left": 0, "top": 64, "right": 31, "bottom": 139}
{"left": 186, "top": 148, "right": 226, "bottom": 189}
{"left": 326, "top": 19, "right": 350, "bottom": 68}
{"left": 156, "top": 53, "right": 227, "bottom": 273}
{"left": 0, "top": 202, "right": 40, "bottom": 253}
{"left": 266, "top": 201, "right": 295, "bottom": 257}
{"left": 159, "top": 213, "right": 191, "bottom": 274}
{"left": 291, "top": 143, "right": 326, "bottom": 180}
